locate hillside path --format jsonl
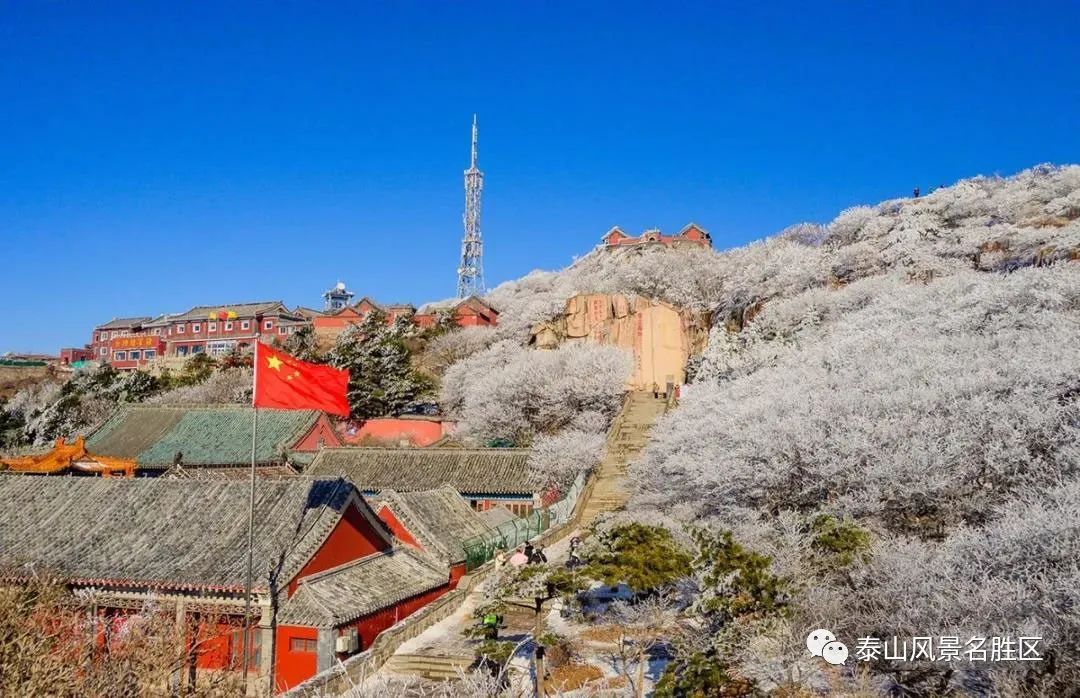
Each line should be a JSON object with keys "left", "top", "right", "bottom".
{"left": 380, "top": 391, "right": 669, "bottom": 683}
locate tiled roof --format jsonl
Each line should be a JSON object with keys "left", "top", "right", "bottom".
{"left": 305, "top": 447, "right": 542, "bottom": 495}
{"left": 0, "top": 476, "right": 364, "bottom": 592}
{"left": 169, "top": 301, "right": 293, "bottom": 322}
{"left": 372, "top": 487, "right": 494, "bottom": 564}
{"left": 415, "top": 295, "right": 497, "bottom": 316}
{"left": 86, "top": 406, "right": 322, "bottom": 468}
{"left": 95, "top": 317, "right": 153, "bottom": 330}
{"left": 85, "top": 407, "right": 187, "bottom": 459}
{"left": 279, "top": 546, "right": 447, "bottom": 627}
{"left": 478, "top": 505, "right": 519, "bottom": 529}
{"left": 292, "top": 307, "right": 326, "bottom": 319}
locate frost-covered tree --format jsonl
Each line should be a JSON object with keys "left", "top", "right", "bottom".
{"left": 440, "top": 342, "right": 631, "bottom": 444}
{"left": 623, "top": 165, "right": 1080, "bottom": 696}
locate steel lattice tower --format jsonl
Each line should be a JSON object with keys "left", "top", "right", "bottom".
{"left": 457, "top": 115, "right": 485, "bottom": 297}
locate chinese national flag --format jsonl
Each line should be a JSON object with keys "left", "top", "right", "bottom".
{"left": 253, "top": 343, "right": 350, "bottom": 417}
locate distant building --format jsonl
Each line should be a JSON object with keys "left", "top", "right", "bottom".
{"left": 158, "top": 301, "right": 305, "bottom": 359}
{"left": 69, "top": 289, "right": 498, "bottom": 367}
{"left": 600, "top": 222, "right": 712, "bottom": 249}
{"left": 413, "top": 296, "right": 499, "bottom": 329}
{"left": 322, "top": 281, "right": 355, "bottom": 311}
{"left": 58, "top": 347, "right": 93, "bottom": 365}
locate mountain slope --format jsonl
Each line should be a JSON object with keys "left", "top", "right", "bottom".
{"left": 627, "top": 165, "right": 1080, "bottom": 695}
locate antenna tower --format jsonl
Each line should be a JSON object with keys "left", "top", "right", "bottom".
{"left": 457, "top": 115, "right": 484, "bottom": 297}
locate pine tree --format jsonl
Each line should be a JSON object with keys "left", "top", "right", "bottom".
{"left": 328, "top": 311, "right": 434, "bottom": 419}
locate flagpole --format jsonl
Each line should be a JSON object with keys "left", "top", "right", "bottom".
{"left": 241, "top": 345, "right": 259, "bottom": 684}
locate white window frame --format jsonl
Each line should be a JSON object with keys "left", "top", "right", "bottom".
{"left": 192, "top": 323, "right": 201, "bottom": 333}
{"left": 263, "top": 320, "right": 273, "bottom": 330}
{"left": 176, "top": 325, "right": 186, "bottom": 334}
{"left": 240, "top": 320, "right": 250, "bottom": 330}
{"left": 99, "top": 347, "right": 108, "bottom": 356}
{"left": 114, "top": 351, "right": 127, "bottom": 361}
{"left": 144, "top": 349, "right": 156, "bottom": 360}
{"left": 152, "top": 328, "right": 161, "bottom": 335}
{"left": 278, "top": 326, "right": 287, "bottom": 335}
{"left": 208, "top": 322, "right": 217, "bottom": 332}
{"left": 129, "top": 350, "right": 141, "bottom": 361}
{"left": 224, "top": 321, "right": 233, "bottom": 331}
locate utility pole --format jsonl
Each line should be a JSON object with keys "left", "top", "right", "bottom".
{"left": 457, "top": 115, "right": 485, "bottom": 298}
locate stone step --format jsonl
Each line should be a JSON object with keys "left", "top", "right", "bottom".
{"left": 384, "top": 653, "right": 474, "bottom": 681}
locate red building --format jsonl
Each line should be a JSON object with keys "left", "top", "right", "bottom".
{"left": 313, "top": 295, "right": 498, "bottom": 348}
{"left": 344, "top": 415, "right": 455, "bottom": 447}
{"left": 86, "top": 316, "right": 156, "bottom": 366}
{"left": 601, "top": 222, "right": 712, "bottom": 249}
{"left": 0, "top": 476, "right": 455, "bottom": 694}
{"left": 59, "top": 347, "right": 93, "bottom": 365}
{"left": 372, "top": 486, "right": 497, "bottom": 586}
{"left": 413, "top": 295, "right": 499, "bottom": 329}
{"left": 158, "top": 301, "right": 305, "bottom": 359}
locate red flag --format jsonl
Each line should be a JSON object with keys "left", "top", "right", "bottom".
{"left": 252, "top": 343, "right": 350, "bottom": 417}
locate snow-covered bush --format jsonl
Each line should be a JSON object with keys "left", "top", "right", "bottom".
{"left": 148, "top": 367, "right": 252, "bottom": 406}
{"left": 441, "top": 342, "right": 631, "bottom": 443}
{"left": 526, "top": 429, "right": 606, "bottom": 488}
{"left": 420, "top": 325, "right": 498, "bottom": 376}
{"left": 626, "top": 165, "right": 1080, "bottom": 695}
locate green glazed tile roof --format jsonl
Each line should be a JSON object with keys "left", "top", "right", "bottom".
{"left": 86, "top": 406, "right": 322, "bottom": 468}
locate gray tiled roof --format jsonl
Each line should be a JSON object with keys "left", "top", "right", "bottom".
{"left": 279, "top": 546, "right": 447, "bottom": 627}
{"left": 372, "top": 487, "right": 494, "bottom": 564}
{"left": 305, "top": 448, "right": 542, "bottom": 495}
{"left": 0, "top": 476, "right": 370, "bottom": 593}
{"left": 478, "top": 505, "right": 519, "bottom": 529}
{"left": 95, "top": 317, "right": 153, "bottom": 330}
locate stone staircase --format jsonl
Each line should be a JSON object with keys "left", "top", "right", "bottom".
{"left": 580, "top": 391, "right": 668, "bottom": 525}
{"left": 383, "top": 651, "right": 474, "bottom": 681}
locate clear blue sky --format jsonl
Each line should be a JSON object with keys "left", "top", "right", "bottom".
{"left": 2, "top": 1, "right": 1078, "bottom": 353}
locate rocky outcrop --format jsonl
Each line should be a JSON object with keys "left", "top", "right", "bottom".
{"left": 530, "top": 294, "right": 710, "bottom": 390}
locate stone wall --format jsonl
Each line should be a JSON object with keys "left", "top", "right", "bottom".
{"left": 530, "top": 294, "right": 710, "bottom": 390}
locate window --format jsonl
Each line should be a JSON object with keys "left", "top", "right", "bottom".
{"left": 152, "top": 328, "right": 161, "bottom": 335}
{"left": 192, "top": 345, "right": 204, "bottom": 354}
{"left": 177, "top": 346, "right": 189, "bottom": 357}
{"left": 240, "top": 320, "right": 250, "bottom": 330}
{"left": 224, "top": 321, "right": 234, "bottom": 331}
{"left": 99, "top": 347, "right": 108, "bottom": 356}
{"left": 144, "top": 350, "right": 156, "bottom": 360}
{"left": 208, "top": 341, "right": 236, "bottom": 356}
{"left": 192, "top": 323, "right": 201, "bottom": 333}
{"left": 114, "top": 351, "right": 127, "bottom": 361}
{"left": 208, "top": 322, "right": 217, "bottom": 332}
{"left": 128, "top": 350, "right": 141, "bottom": 361}
{"left": 111, "top": 331, "right": 118, "bottom": 339}
{"left": 289, "top": 637, "right": 318, "bottom": 653}
{"left": 176, "top": 325, "right": 185, "bottom": 334}
{"left": 278, "top": 326, "right": 288, "bottom": 335}
{"left": 263, "top": 321, "right": 273, "bottom": 330}
{"left": 230, "top": 629, "right": 261, "bottom": 670}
